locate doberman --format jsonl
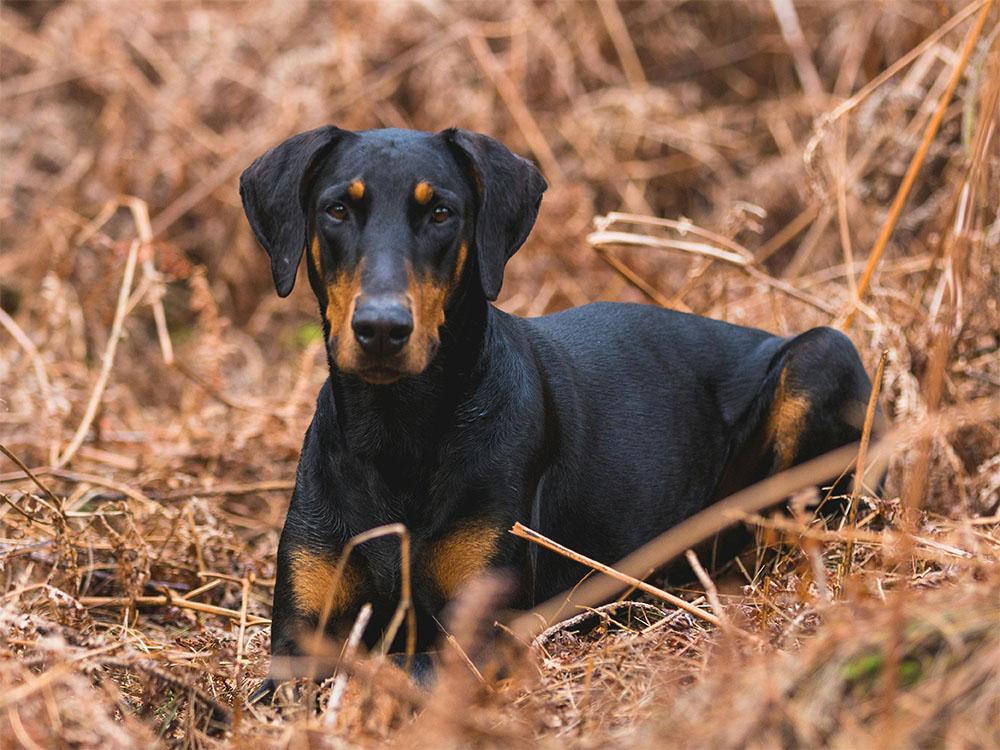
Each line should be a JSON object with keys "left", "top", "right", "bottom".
{"left": 239, "top": 126, "right": 878, "bottom": 698}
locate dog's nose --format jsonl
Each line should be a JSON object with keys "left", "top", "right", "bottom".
{"left": 351, "top": 297, "right": 413, "bottom": 356}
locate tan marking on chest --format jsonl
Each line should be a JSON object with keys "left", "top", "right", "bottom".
{"left": 289, "top": 550, "right": 361, "bottom": 617}
{"left": 426, "top": 522, "right": 501, "bottom": 599}
{"left": 766, "top": 368, "right": 811, "bottom": 471}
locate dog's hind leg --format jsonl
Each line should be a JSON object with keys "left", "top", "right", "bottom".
{"left": 764, "top": 326, "right": 886, "bottom": 509}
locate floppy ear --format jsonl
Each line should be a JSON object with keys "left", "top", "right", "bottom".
{"left": 442, "top": 129, "right": 548, "bottom": 300}
{"left": 239, "top": 125, "right": 348, "bottom": 297}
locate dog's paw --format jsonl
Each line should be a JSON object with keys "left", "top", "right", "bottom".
{"left": 387, "top": 652, "right": 437, "bottom": 687}
{"left": 247, "top": 676, "right": 276, "bottom": 705}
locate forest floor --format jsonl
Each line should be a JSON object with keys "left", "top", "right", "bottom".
{"left": 1, "top": 1, "right": 998, "bottom": 747}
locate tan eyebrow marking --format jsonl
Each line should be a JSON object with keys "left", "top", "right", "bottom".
{"left": 414, "top": 181, "right": 434, "bottom": 205}
{"left": 348, "top": 180, "right": 365, "bottom": 200}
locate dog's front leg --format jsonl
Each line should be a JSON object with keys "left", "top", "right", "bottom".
{"left": 251, "top": 522, "right": 364, "bottom": 703}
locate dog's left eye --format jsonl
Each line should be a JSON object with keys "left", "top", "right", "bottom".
{"left": 328, "top": 202, "right": 348, "bottom": 222}
{"left": 431, "top": 206, "right": 451, "bottom": 224}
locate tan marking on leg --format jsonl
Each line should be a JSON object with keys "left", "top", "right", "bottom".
{"left": 289, "top": 550, "right": 360, "bottom": 617}
{"left": 348, "top": 180, "right": 365, "bottom": 200}
{"left": 766, "top": 367, "right": 811, "bottom": 470}
{"left": 426, "top": 522, "right": 500, "bottom": 598}
{"left": 414, "top": 181, "right": 434, "bottom": 205}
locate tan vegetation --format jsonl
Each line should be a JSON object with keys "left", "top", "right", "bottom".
{"left": 1, "top": 1, "right": 998, "bottom": 747}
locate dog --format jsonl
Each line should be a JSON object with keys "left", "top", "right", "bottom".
{"left": 239, "top": 126, "right": 878, "bottom": 698}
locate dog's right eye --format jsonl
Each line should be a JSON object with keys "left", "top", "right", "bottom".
{"left": 327, "top": 202, "right": 348, "bottom": 222}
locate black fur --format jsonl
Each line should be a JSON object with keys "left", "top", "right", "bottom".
{"left": 240, "top": 125, "right": 350, "bottom": 296}
{"left": 442, "top": 128, "right": 548, "bottom": 300}
{"left": 240, "top": 126, "right": 879, "bottom": 700}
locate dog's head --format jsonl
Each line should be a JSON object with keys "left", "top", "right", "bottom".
{"left": 240, "top": 127, "right": 546, "bottom": 385}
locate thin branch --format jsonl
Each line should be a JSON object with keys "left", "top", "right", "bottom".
{"left": 589, "top": 228, "right": 838, "bottom": 314}
{"left": 845, "top": 349, "right": 889, "bottom": 569}
{"left": 510, "top": 522, "right": 722, "bottom": 629}
{"left": 597, "top": 0, "right": 646, "bottom": 88}
{"left": 0, "top": 443, "right": 64, "bottom": 521}
{"left": 323, "top": 603, "right": 373, "bottom": 728}
{"left": 0, "top": 308, "right": 56, "bottom": 417}
{"left": 684, "top": 550, "right": 730, "bottom": 629}
{"left": 79, "top": 594, "right": 269, "bottom": 625}
{"left": 56, "top": 240, "right": 140, "bottom": 468}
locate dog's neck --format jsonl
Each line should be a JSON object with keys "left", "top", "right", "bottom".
{"left": 323, "top": 280, "right": 493, "bottom": 464}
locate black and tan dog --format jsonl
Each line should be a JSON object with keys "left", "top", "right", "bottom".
{"left": 240, "top": 126, "right": 876, "bottom": 696}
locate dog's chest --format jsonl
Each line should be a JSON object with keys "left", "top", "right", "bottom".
{"left": 334, "top": 454, "right": 507, "bottom": 605}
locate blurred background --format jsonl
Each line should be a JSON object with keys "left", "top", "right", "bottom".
{"left": 0, "top": 1, "right": 998, "bottom": 747}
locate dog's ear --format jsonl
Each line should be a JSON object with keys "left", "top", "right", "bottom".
{"left": 442, "top": 129, "right": 547, "bottom": 301}
{"left": 239, "top": 125, "right": 348, "bottom": 297}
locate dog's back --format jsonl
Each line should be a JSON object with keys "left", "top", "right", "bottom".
{"left": 512, "top": 302, "right": 783, "bottom": 596}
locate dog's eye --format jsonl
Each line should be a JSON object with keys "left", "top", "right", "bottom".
{"left": 431, "top": 206, "right": 451, "bottom": 224}
{"left": 328, "top": 202, "right": 348, "bottom": 222}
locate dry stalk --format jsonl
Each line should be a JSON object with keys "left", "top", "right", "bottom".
{"left": 733, "top": 511, "right": 976, "bottom": 565}
{"left": 589, "top": 224, "right": 838, "bottom": 314}
{"left": 596, "top": 0, "right": 646, "bottom": 88}
{"left": 161, "top": 479, "right": 296, "bottom": 500}
{"left": 589, "top": 229, "right": 749, "bottom": 265}
{"left": 834, "top": 118, "right": 857, "bottom": 300}
{"left": 467, "top": 32, "right": 564, "bottom": 183}
{"left": 840, "top": 0, "right": 996, "bottom": 327}
{"left": 78, "top": 594, "right": 269, "bottom": 625}
{"left": 0, "top": 444, "right": 63, "bottom": 518}
{"left": 510, "top": 522, "right": 722, "bottom": 629}
{"left": 122, "top": 196, "right": 173, "bottom": 365}
{"left": 322, "top": 602, "right": 372, "bottom": 728}
{"left": 769, "top": 0, "right": 824, "bottom": 104}
{"left": 842, "top": 349, "right": 889, "bottom": 580}
{"left": 0, "top": 490, "right": 54, "bottom": 527}
{"left": 599, "top": 211, "right": 755, "bottom": 259}
{"left": 0, "top": 308, "right": 56, "bottom": 418}
{"left": 754, "top": 204, "right": 820, "bottom": 264}
{"left": 826, "top": 0, "right": 988, "bottom": 123}
{"left": 56, "top": 240, "right": 139, "bottom": 468}
{"left": 0, "top": 466, "right": 157, "bottom": 509}
{"left": 233, "top": 574, "right": 253, "bottom": 691}
{"left": 593, "top": 246, "right": 679, "bottom": 309}
{"left": 683, "top": 550, "right": 729, "bottom": 629}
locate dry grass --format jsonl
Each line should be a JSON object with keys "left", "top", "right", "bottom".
{"left": 1, "top": 1, "right": 998, "bottom": 747}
